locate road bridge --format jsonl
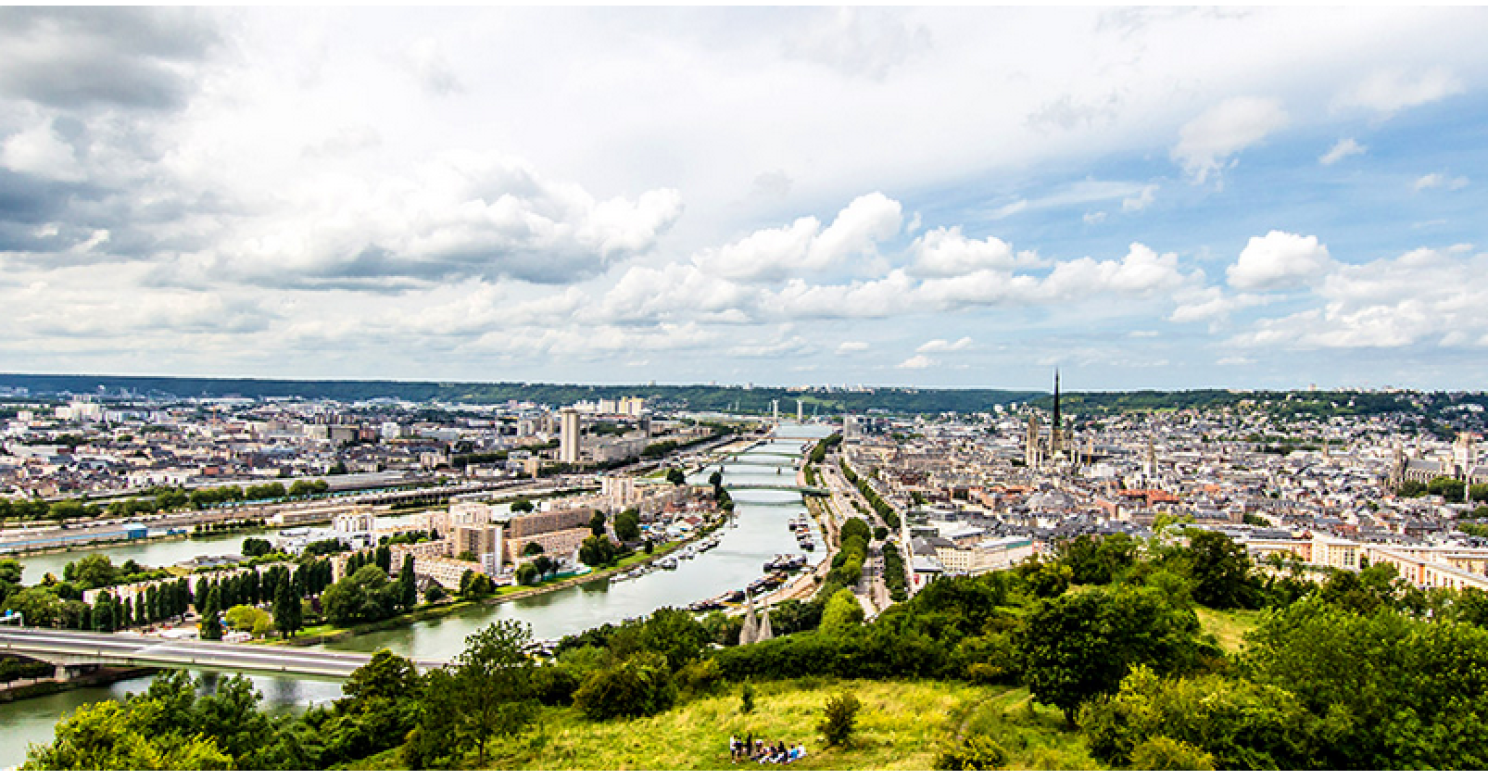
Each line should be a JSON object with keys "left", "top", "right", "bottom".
{"left": 725, "top": 483, "right": 831, "bottom": 497}
{"left": 0, "top": 627, "right": 443, "bottom": 682}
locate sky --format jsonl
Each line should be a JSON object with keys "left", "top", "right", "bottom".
{"left": 2, "top": 6, "right": 1487, "bottom": 393}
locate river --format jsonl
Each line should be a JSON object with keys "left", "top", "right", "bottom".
{"left": 0, "top": 425, "right": 830, "bottom": 768}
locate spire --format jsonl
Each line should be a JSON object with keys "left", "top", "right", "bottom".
{"left": 1052, "top": 368, "right": 1061, "bottom": 432}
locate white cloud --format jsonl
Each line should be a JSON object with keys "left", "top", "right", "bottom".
{"left": 1229, "top": 245, "right": 1488, "bottom": 350}
{"left": 1226, "top": 231, "right": 1335, "bottom": 291}
{"left": 836, "top": 341, "right": 870, "bottom": 354}
{"left": 1334, "top": 67, "right": 1463, "bottom": 115}
{"left": 908, "top": 227, "right": 1031, "bottom": 278}
{"left": 404, "top": 38, "right": 464, "bottom": 95}
{"left": 1171, "top": 96, "right": 1288, "bottom": 184}
{"left": 696, "top": 192, "right": 901, "bottom": 281}
{"left": 917, "top": 336, "right": 973, "bottom": 353}
{"left": 1, "top": 122, "right": 85, "bottom": 181}
{"left": 897, "top": 354, "right": 936, "bottom": 369}
{"left": 1083, "top": 211, "right": 1107, "bottom": 225}
{"left": 1414, "top": 173, "right": 1469, "bottom": 191}
{"left": 1319, "top": 138, "right": 1365, "bottom": 166}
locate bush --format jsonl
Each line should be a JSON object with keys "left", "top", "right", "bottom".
{"left": 1129, "top": 736, "right": 1216, "bottom": 770}
{"left": 532, "top": 664, "right": 580, "bottom": 706}
{"left": 933, "top": 734, "right": 1008, "bottom": 770}
{"left": 676, "top": 657, "right": 724, "bottom": 697}
{"left": 818, "top": 691, "right": 861, "bottom": 747}
{"left": 573, "top": 652, "right": 677, "bottom": 720}
{"left": 740, "top": 680, "right": 756, "bottom": 714}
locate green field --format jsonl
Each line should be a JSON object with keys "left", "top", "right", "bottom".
{"left": 350, "top": 678, "right": 1097, "bottom": 771}
{"left": 1194, "top": 606, "right": 1262, "bottom": 654}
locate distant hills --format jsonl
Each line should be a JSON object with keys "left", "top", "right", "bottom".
{"left": 0, "top": 373, "right": 1042, "bottom": 415}
{"left": 4, "top": 373, "right": 1484, "bottom": 423}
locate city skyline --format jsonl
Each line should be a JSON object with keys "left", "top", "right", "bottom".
{"left": 2, "top": 7, "right": 1487, "bottom": 391}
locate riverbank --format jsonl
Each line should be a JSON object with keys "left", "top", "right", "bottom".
{"left": 0, "top": 666, "right": 153, "bottom": 704}
{"left": 274, "top": 524, "right": 725, "bottom": 649}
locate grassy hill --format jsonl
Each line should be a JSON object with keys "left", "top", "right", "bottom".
{"left": 349, "top": 678, "right": 1097, "bottom": 771}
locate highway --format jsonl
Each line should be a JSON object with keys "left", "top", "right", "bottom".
{"left": 0, "top": 627, "right": 443, "bottom": 681}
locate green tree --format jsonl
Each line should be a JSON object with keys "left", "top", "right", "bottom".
{"left": 573, "top": 651, "right": 677, "bottom": 720}
{"left": 509, "top": 498, "right": 534, "bottom": 513}
{"left": 224, "top": 604, "right": 272, "bottom": 637}
{"left": 516, "top": 562, "right": 540, "bottom": 586}
{"left": 666, "top": 467, "right": 686, "bottom": 486}
{"left": 191, "top": 674, "right": 275, "bottom": 768}
{"left": 70, "top": 553, "right": 119, "bottom": 590}
{"left": 425, "top": 620, "right": 540, "bottom": 766}
{"left": 521, "top": 541, "right": 545, "bottom": 556}
{"left": 819, "top": 587, "right": 865, "bottom": 636}
{"left": 322, "top": 565, "right": 397, "bottom": 627}
{"left": 273, "top": 577, "right": 303, "bottom": 638}
{"left": 1017, "top": 585, "right": 1208, "bottom": 724}
{"left": 1184, "top": 530, "right": 1260, "bottom": 609}
{"left": 3, "top": 587, "right": 62, "bottom": 627}
{"left": 614, "top": 508, "right": 642, "bottom": 542}
{"left": 398, "top": 556, "right": 417, "bottom": 611}
{"left": 22, "top": 700, "right": 231, "bottom": 770}
{"left": 590, "top": 510, "right": 607, "bottom": 537}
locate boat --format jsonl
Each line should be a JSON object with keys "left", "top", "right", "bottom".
{"left": 658, "top": 557, "right": 678, "bottom": 570}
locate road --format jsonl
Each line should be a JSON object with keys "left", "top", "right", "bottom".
{"left": 0, "top": 626, "right": 442, "bottom": 681}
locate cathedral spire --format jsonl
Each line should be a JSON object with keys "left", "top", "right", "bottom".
{"left": 1052, "top": 368, "right": 1061, "bottom": 432}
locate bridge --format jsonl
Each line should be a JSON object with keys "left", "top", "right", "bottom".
{"left": 0, "top": 627, "right": 444, "bottom": 682}
{"left": 725, "top": 483, "right": 831, "bottom": 497}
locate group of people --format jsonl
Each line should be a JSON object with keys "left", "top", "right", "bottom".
{"left": 729, "top": 734, "right": 807, "bottom": 765}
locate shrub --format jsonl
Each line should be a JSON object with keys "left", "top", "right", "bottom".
{"left": 933, "top": 734, "right": 1008, "bottom": 771}
{"left": 1129, "top": 736, "right": 1215, "bottom": 770}
{"left": 818, "top": 691, "right": 861, "bottom": 747}
{"left": 573, "top": 652, "right": 676, "bottom": 720}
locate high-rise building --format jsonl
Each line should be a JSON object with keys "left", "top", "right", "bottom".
{"left": 560, "top": 408, "right": 581, "bottom": 463}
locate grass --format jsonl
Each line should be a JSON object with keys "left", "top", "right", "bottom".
{"left": 1194, "top": 606, "right": 1262, "bottom": 654}
{"left": 349, "top": 679, "right": 1099, "bottom": 771}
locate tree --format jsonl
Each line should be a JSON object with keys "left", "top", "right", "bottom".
{"left": 424, "top": 583, "right": 446, "bottom": 604}
{"left": 578, "top": 535, "right": 622, "bottom": 568}
{"left": 1185, "top": 530, "right": 1261, "bottom": 609}
{"left": 818, "top": 691, "right": 862, "bottom": 747}
{"left": 22, "top": 700, "right": 231, "bottom": 770}
{"left": 516, "top": 562, "right": 540, "bottom": 587}
{"left": 614, "top": 508, "right": 641, "bottom": 542}
{"left": 666, "top": 467, "right": 686, "bottom": 486}
{"left": 572, "top": 651, "right": 677, "bottom": 720}
{"left": 70, "top": 553, "right": 119, "bottom": 590}
{"left": 521, "top": 541, "right": 545, "bottom": 556}
{"left": 510, "top": 498, "right": 534, "bottom": 514}
{"left": 3, "top": 587, "right": 62, "bottom": 627}
{"left": 425, "top": 620, "right": 539, "bottom": 766}
{"left": 273, "top": 578, "right": 302, "bottom": 638}
{"left": 1016, "top": 586, "right": 1207, "bottom": 724}
{"left": 819, "top": 588, "right": 865, "bottom": 636}
{"left": 322, "top": 565, "right": 398, "bottom": 627}
{"left": 374, "top": 544, "right": 392, "bottom": 574}
{"left": 460, "top": 572, "right": 495, "bottom": 601}
{"left": 192, "top": 674, "right": 275, "bottom": 768}
{"left": 224, "top": 605, "right": 273, "bottom": 637}
{"left": 590, "top": 510, "right": 607, "bottom": 537}
{"left": 241, "top": 538, "right": 274, "bottom": 558}
{"left": 398, "top": 556, "right": 417, "bottom": 611}
{"left": 199, "top": 586, "right": 224, "bottom": 641}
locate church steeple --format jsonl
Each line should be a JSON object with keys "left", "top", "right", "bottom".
{"left": 1052, "top": 368, "right": 1061, "bottom": 432}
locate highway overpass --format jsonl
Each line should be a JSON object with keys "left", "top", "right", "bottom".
{"left": 0, "top": 627, "right": 443, "bottom": 682}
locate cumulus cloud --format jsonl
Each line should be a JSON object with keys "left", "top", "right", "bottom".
{"left": 1226, "top": 231, "right": 1335, "bottom": 291}
{"left": 1229, "top": 245, "right": 1488, "bottom": 350}
{"left": 836, "top": 341, "right": 870, "bottom": 354}
{"left": 917, "top": 336, "right": 973, "bottom": 353}
{"left": 174, "top": 153, "right": 684, "bottom": 289}
{"left": 1334, "top": 67, "right": 1463, "bottom": 115}
{"left": 695, "top": 192, "right": 901, "bottom": 281}
{"left": 1414, "top": 172, "right": 1469, "bottom": 191}
{"left": 1122, "top": 184, "right": 1157, "bottom": 212}
{"left": 1171, "top": 96, "right": 1288, "bottom": 184}
{"left": 1319, "top": 138, "right": 1366, "bottom": 166}
{"left": 908, "top": 227, "right": 1029, "bottom": 278}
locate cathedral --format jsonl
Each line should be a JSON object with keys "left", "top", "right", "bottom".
{"left": 1024, "top": 370, "right": 1072, "bottom": 470}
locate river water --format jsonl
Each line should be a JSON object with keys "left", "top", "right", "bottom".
{"left": 0, "top": 425, "right": 829, "bottom": 768}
